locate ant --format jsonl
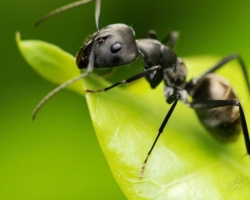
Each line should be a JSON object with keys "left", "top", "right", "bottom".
{"left": 33, "top": 0, "right": 250, "bottom": 178}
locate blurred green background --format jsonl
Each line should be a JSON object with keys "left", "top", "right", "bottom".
{"left": 1, "top": 0, "right": 250, "bottom": 199}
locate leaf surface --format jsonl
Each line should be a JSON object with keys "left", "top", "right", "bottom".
{"left": 17, "top": 32, "right": 250, "bottom": 199}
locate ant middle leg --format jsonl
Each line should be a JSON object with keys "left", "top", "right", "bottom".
{"left": 144, "top": 30, "right": 158, "bottom": 40}
{"left": 144, "top": 30, "right": 179, "bottom": 49}
{"left": 161, "top": 31, "right": 179, "bottom": 49}
{"left": 140, "top": 93, "right": 181, "bottom": 178}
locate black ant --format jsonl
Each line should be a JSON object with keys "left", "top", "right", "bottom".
{"left": 33, "top": 0, "right": 250, "bottom": 178}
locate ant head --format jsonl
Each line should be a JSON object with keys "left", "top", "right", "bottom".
{"left": 76, "top": 24, "right": 139, "bottom": 69}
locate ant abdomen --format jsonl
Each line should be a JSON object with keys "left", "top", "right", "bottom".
{"left": 192, "top": 74, "right": 241, "bottom": 142}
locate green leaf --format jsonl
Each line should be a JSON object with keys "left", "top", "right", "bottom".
{"left": 17, "top": 32, "right": 250, "bottom": 199}
{"left": 16, "top": 32, "right": 84, "bottom": 96}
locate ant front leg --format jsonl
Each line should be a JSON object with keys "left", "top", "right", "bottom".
{"left": 85, "top": 65, "right": 161, "bottom": 93}
{"left": 140, "top": 93, "right": 181, "bottom": 178}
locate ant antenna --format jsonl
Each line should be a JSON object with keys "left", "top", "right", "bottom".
{"left": 32, "top": 42, "right": 96, "bottom": 120}
{"left": 32, "top": 0, "right": 101, "bottom": 120}
{"left": 32, "top": 73, "right": 85, "bottom": 120}
{"left": 34, "top": 0, "right": 95, "bottom": 28}
{"left": 95, "top": 0, "right": 101, "bottom": 30}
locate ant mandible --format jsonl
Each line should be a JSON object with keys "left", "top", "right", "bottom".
{"left": 33, "top": 0, "right": 250, "bottom": 177}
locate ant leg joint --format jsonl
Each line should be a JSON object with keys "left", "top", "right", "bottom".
{"left": 167, "top": 92, "right": 181, "bottom": 104}
{"left": 235, "top": 100, "right": 241, "bottom": 106}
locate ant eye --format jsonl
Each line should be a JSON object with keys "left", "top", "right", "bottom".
{"left": 98, "top": 37, "right": 105, "bottom": 44}
{"left": 111, "top": 43, "right": 121, "bottom": 53}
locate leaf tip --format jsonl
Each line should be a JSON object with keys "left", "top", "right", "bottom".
{"left": 15, "top": 32, "right": 22, "bottom": 52}
{"left": 15, "top": 31, "right": 21, "bottom": 43}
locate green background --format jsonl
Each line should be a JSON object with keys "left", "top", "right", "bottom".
{"left": 1, "top": 0, "right": 250, "bottom": 199}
